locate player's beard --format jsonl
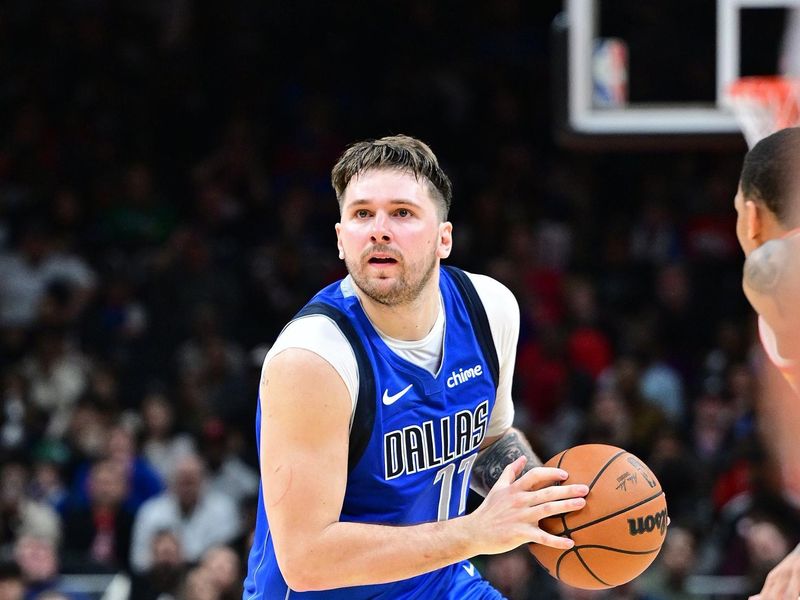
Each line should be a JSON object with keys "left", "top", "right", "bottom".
{"left": 345, "top": 245, "right": 439, "bottom": 306}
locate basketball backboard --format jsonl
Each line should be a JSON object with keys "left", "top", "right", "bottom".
{"left": 559, "top": 0, "right": 800, "bottom": 146}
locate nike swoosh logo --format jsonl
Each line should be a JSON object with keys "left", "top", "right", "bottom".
{"left": 382, "top": 384, "right": 413, "bottom": 406}
{"left": 462, "top": 563, "right": 475, "bottom": 577}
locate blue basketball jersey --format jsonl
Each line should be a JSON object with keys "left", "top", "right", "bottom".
{"left": 244, "top": 267, "right": 503, "bottom": 599}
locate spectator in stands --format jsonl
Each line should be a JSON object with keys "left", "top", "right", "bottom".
{"left": 0, "top": 458, "right": 60, "bottom": 559}
{"left": 62, "top": 458, "right": 134, "bottom": 572}
{"left": 197, "top": 545, "right": 242, "bottom": 600}
{"left": 139, "top": 391, "right": 195, "bottom": 482}
{"left": 69, "top": 423, "right": 163, "bottom": 515}
{"left": 29, "top": 442, "right": 70, "bottom": 514}
{"left": 175, "top": 304, "right": 249, "bottom": 426}
{"left": 634, "top": 526, "right": 703, "bottom": 600}
{"left": 130, "top": 453, "right": 239, "bottom": 573}
{"left": 0, "top": 560, "right": 24, "bottom": 600}
{"left": 182, "top": 566, "right": 219, "bottom": 600}
{"left": 128, "top": 529, "right": 186, "bottom": 600}
{"left": 63, "top": 401, "right": 108, "bottom": 467}
{"left": 19, "top": 326, "right": 91, "bottom": 439}
{"left": 14, "top": 535, "right": 88, "bottom": 600}
{"left": 0, "top": 221, "right": 96, "bottom": 331}
{"left": 198, "top": 418, "right": 258, "bottom": 505}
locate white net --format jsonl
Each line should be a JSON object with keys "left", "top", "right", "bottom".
{"left": 724, "top": 76, "right": 800, "bottom": 148}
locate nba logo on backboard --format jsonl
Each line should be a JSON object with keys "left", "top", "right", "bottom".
{"left": 592, "top": 38, "right": 628, "bottom": 108}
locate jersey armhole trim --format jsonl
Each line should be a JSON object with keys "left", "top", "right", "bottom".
{"left": 441, "top": 266, "right": 500, "bottom": 390}
{"left": 294, "top": 302, "right": 376, "bottom": 473}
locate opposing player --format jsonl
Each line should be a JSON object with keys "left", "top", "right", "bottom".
{"left": 243, "top": 135, "right": 589, "bottom": 598}
{"left": 733, "top": 127, "right": 800, "bottom": 600}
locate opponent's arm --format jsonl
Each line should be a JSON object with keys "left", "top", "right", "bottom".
{"left": 743, "top": 236, "right": 800, "bottom": 360}
{"left": 749, "top": 543, "right": 800, "bottom": 600}
{"left": 261, "top": 349, "right": 588, "bottom": 592}
{"left": 471, "top": 427, "right": 542, "bottom": 496}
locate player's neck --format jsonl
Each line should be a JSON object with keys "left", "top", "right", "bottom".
{"left": 779, "top": 225, "right": 800, "bottom": 239}
{"left": 358, "top": 280, "right": 441, "bottom": 342}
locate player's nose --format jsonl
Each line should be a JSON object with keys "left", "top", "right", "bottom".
{"left": 370, "top": 212, "right": 392, "bottom": 243}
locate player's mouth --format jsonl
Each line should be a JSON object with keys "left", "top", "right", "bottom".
{"left": 366, "top": 249, "right": 400, "bottom": 266}
{"left": 368, "top": 256, "right": 398, "bottom": 265}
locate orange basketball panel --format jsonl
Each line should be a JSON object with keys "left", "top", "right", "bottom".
{"left": 564, "top": 547, "right": 661, "bottom": 589}
{"left": 569, "top": 494, "right": 668, "bottom": 553}
{"left": 528, "top": 540, "right": 565, "bottom": 581}
{"left": 551, "top": 549, "right": 612, "bottom": 590}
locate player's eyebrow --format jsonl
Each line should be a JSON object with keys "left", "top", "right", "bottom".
{"left": 346, "top": 199, "right": 422, "bottom": 208}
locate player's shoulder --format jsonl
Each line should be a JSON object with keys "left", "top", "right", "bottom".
{"left": 744, "top": 234, "right": 800, "bottom": 300}
{"left": 266, "top": 314, "right": 352, "bottom": 366}
{"left": 262, "top": 313, "right": 358, "bottom": 402}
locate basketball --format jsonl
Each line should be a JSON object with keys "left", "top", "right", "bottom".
{"left": 529, "top": 444, "right": 668, "bottom": 590}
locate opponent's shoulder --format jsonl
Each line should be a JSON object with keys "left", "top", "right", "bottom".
{"left": 743, "top": 237, "right": 793, "bottom": 296}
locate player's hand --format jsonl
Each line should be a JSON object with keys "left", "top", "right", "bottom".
{"left": 749, "top": 544, "right": 800, "bottom": 600}
{"left": 466, "top": 456, "right": 588, "bottom": 556}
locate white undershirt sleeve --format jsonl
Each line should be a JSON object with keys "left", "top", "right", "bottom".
{"left": 467, "top": 273, "right": 519, "bottom": 437}
{"left": 262, "top": 316, "right": 360, "bottom": 421}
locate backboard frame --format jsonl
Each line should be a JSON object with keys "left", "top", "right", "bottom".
{"left": 566, "top": 0, "right": 800, "bottom": 135}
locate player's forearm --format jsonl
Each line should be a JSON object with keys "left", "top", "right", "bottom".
{"left": 470, "top": 427, "right": 541, "bottom": 496}
{"left": 278, "top": 515, "right": 479, "bottom": 591}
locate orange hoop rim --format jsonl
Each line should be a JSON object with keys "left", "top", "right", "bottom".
{"left": 725, "top": 76, "right": 800, "bottom": 146}
{"left": 727, "top": 75, "right": 800, "bottom": 99}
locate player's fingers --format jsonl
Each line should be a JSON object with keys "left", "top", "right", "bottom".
{"left": 530, "top": 496, "right": 587, "bottom": 520}
{"left": 498, "top": 456, "right": 527, "bottom": 487}
{"left": 527, "top": 484, "right": 589, "bottom": 505}
{"left": 528, "top": 530, "right": 575, "bottom": 550}
{"left": 516, "top": 466, "right": 569, "bottom": 489}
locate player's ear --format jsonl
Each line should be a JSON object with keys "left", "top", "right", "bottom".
{"left": 335, "top": 223, "right": 344, "bottom": 260}
{"left": 436, "top": 221, "right": 453, "bottom": 259}
{"left": 744, "top": 199, "right": 762, "bottom": 241}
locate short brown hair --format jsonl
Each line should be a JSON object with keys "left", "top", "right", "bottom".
{"left": 331, "top": 134, "right": 453, "bottom": 219}
{"left": 740, "top": 127, "right": 800, "bottom": 226}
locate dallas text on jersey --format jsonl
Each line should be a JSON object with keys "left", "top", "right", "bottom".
{"left": 384, "top": 399, "right": 490, "bottom": 479}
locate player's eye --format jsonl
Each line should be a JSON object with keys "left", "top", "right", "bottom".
{"left": 395, "top": 208, "right": 411, "bottom": 217}
{"left": 355, "top": 209, "right": 370, "bottom": 218}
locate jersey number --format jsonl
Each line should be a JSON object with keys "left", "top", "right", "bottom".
{"left": 433, "top": 454, "right": 478, "bottom": 521}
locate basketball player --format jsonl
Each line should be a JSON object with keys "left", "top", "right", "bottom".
{"left": 733, "top": 127, "right": 800, "bottom": 600}
{"left": 243, "top": 135, "right": 590, "bottom": 598}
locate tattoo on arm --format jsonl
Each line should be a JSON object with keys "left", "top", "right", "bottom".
{"left": 471, "top": 428, "right": 541, "bottom": 496}
{"left": 744, "top": 240, "right": 786, "bottom": 295}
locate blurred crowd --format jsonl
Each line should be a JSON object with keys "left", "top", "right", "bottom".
{"left": 0, "top": 1, "right": 797, "bottom": 599}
